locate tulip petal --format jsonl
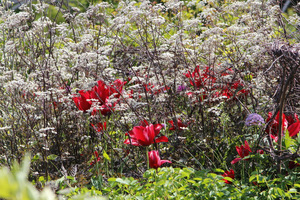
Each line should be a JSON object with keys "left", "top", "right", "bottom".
{"left": 288, "top": 121, "right": 300, "bottom": 137}
{"left": 160, "top": 160, "right": 172, "bottom": 165}
{"left": 231, "top": 157, "right": 241, "bottom": 165}
{"left": 124, "top": 138, "right": 141, "bottom": 146}
{"left": 155, "top": 136, "right": 169, "bottom": 143}
{"left": 244, "top": 141, "right": 252, "bottom": 152}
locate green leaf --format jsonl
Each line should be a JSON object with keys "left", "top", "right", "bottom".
{"left": 39, "top": 176, "right": 45, "bottom": 183}
{"left": 179, "top": 171, "right": 190, "bottom": 178}
{"left": 67, "top": 176, "right": 75, "bottom": 180}
{"left": 32, "top": 153, "right": 41, "bottom": 162}
{"left": 47, "top": 154, "right": 58, "bottom": 161}
{"left": 214, "top": 169, "right": 224, "bottom": 173}
{"left": 116, "top": 178, "right": 130, "bottom": 185}
{"left": 223, "top": 177, "right": 233, "bottom": 182}
{"left": 107, "top": 178, "right": 116, "bottom": 182}
{"left": 294, "top": 184, "right": 300, "bottom": 188}
{"left": 103, "top": 150, "right": 111, "bottom": 161}
{"left": 249, "top": 175, "right": 256, "bottom": 183}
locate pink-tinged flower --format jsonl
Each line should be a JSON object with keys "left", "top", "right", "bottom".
{"left": 265, "top": 112, "right": 288, "bottom": 135}
{"left": 90, "top": 151, "right": 101, "bottom": 166}
{"left": 222, "top": 169, "right": 235, "bottom": 184}
{"left": 148, "top": 150, "right": 171, "bottom": 169}
{"left": 72, "top": 90, "right": 93, "bottom": 111}
{"left": 288, "top": 121, "right": 300, "bottom": 137}
{"left": 168, "top": 119, "right": 187, "bottom": 130}
{"left": 124, "top": 123, "right": 168, "bottom": 146}
{"left": 231, "top": 141, "right": 252, "bottom": 164}
{"left": 91, "top": 122, "right": 107, "bottom": 133}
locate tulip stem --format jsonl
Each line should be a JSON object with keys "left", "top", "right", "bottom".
{"left": 146, "top": 147, "right": 149, "bottom": 170}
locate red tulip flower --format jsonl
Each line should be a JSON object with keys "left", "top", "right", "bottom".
{"left": 288, "top": 121, "right": 300, "bottom": 137}
{"left": 91, "top": 122, "right": 107, "bottom": 133}
{"left": 109, "top": 79, "right": 127, "bottom": 98}
{"left": 185, "top": 66, "right": 216, "bottom": 88}
{"left": 289, "top": 161, "right": 300, "bottom": 169}
{"left": 90, "top": 151, "right": 101, "bottom": 166}
{"left": 72, "top": 90, "right": 93, "bottom": 111}
{"left": 222, "top": 169, "right": 235, "bottom": 184}
{"left": 231, "top": 141, "right": 252, "bottom": 164}
{"left": 257, "top": 150, "right": 264, "bottom": 154}
{"left": 286, "top": 113, "right": 299, "bottom": 126}
{"left": 124, "top": 123, "right": 168, "bottom": 146}
{"left": 265, "top": 112, "right": 288, "bottom": 135}
{"left": 91, "top": 80, "right": 110, "bottom": 104}
{"left": 168, "top": 119, "right": 187, "bottom": 130}
{"left": 148, "top": 150, "right": 171, "bottom": 169}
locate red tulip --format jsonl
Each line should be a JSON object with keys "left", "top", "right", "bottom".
{"left": 257, "top": 150, "right": 264, "bottom": 154}
{"left": 91, "top": 122, "right": 107, "bottom": 133}
{"left": 109, "top": 79, "right": 127, "bottom": 98}
{"left": 265, "top": 112, "right": 288, "bottom": 135}
{"left": 100, "top": 103, "right": 114, "bottom": 116}
{"left": 286, "top": 113, "right": 299, "bottom": 126}
{"left": 185, "top": 66, "right": 216, "bottom": 88}
{"left": 231, "top": 141, "right": 252, "bottom": 164}
{"left": 91, "top": 80, "right": 110, "bottom": 104}
{"left": 148, "top": 150, "right": 171, "bottom": 169}
{"left": 168, "top": 119, "right": 187, "bottom": 130}
{"left": 72, "top": 90, "right": 93, "bottom": 111}
{"left": 288, "top": 121, "right": 300, "bottom": 137}
{"left": 90, "top": 151, "right": 101, "bottom": 166}
{"left": 288, "top": 161, "right": 300, "bottom": 169}
{"left": 124, "top": 123, "right": 168, "bottom": 146}
{"left": 222, "top": 169, "right": 235, "bottom": 184}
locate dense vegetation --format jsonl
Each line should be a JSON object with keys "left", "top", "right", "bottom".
{"left": 0, "top": 0, "right": 300, "bottom": 199}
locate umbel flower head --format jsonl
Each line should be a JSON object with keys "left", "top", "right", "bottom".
{"left": 124, "top": 121, "right": 168, "bottom": 146}
{"left": 148, "top": 150, "right": 171, "bottom": 169}
{"left": 245, "top": 113, "right": 264, "bottom": 126}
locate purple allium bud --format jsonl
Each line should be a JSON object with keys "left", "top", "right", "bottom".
{"left": 245, "top": 113, "right": 265, "bottom": 126}
{"left": 177, "top": 85, "right": 187, "bottom": 92}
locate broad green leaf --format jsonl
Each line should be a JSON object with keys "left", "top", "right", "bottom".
{"left": 116, "top": 178, "right": 130, "bottom": 185}
{"left": 249, "top": 175, "right": 256, "bottom": 183}
{"left": 294, "top": 184, "right": 300, "bottom": 188}
{"left": 285, "top": 130, "right": 295, "bottom": 149}
{"left": 107, "top": 178, "right": 116, "bottom": 182}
